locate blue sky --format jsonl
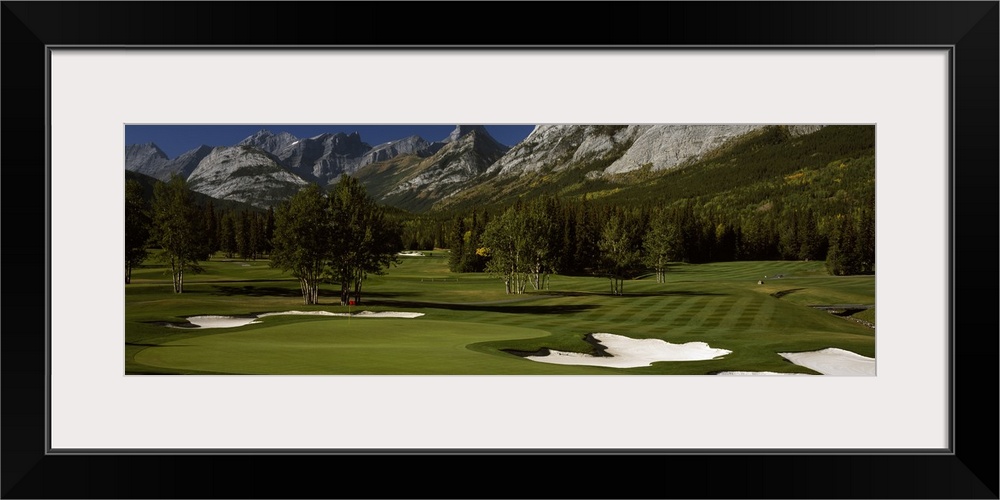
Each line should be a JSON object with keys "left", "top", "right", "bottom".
{"left": 125, "top": 125, "right": 536, "bottom": 159}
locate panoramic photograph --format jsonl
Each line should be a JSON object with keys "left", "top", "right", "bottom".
{"left": 124, "top": 124, "right": 876, "bottom": 375}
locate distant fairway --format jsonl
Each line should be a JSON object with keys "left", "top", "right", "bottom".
{"left": 125, "top": 252, "right": 875, "bottom": 375}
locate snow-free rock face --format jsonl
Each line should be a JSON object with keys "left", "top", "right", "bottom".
{"left": 127, "top": 124, "right": 833, "bottom": 212}
{"left": 159, "top": 144, "right": 215, "bottom": 180}
{"left": 186, "top": 145, "right": 310, "bottom": 208}
{"left": 486, "top": 125, "right": 639, "bottom": 177}
{"left": 125, "top": 143, "right": 169, "bottom": 175}
{"left": 443, "top": 125, "right": 492, "bottom": 143}
{"left": 273, "top": 131, "right": 372, "bottom": 184}
{"left": 788, "top": 125, "right": 826, "bottom": 137}
{"left": 238, "top": 130, "right": 300, "bottom": 155}
{"left": 486, "top": 125, "right": 808, "bottom": 179}
{"left": 125, "top": 143, "right": 215, "bottom": 181}
{"left": 385, "top": 126, "right": 509, "bottom": 201}
{"left": 434, "top": 124, "right": 833, "bottom": 211}
{"left": 602, "top": 124, "right": 767, "bottom": 175}
{"left": 359, "top": 135, "right": 435, "bottom": 166}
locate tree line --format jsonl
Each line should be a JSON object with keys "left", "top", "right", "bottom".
{"left": 126, "top": 176, "right": 276, "bottom": 290}
{"left": 127, "top": 172, "right": 874, "bottom": 301}
{"left": 438, "top": 193, "right": 875, "bottom": 295}
{"left": 125, "top": 174, "right": 403, "bottom": 305}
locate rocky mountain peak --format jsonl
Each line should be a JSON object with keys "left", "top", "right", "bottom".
{"left": 125, "top": 142, "right": 168, "bottom": 161}
{"left": 360, "top": 135, "right": 433, "bottom": 166}
{"left": 125, "top": 142, "right": 170, "bottom": 176}
{"left": 239, "top": 129, "right": 300, "bottom": 155}
{"left": 186, "top": 145, "right": 309, "bottom": 208}
{"left": 444, "top": 125, "right": 492, "bottom": 143}
{"left": 333, "top": 131, "right": 365, "bottom": 147}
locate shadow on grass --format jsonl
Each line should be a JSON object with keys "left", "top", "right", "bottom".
{"left": 501, "top": 333, "right": 612, "bottom": 359}
{"left": 125, "top": 342, "right": 191, "bottom": 348}
{"left": 211, "top": 285, "right": 309, "bottom": 297}
{"left": 770, "top": 288, "right": 807, "bottom": 299}
{"left": 126, "top": 367, "right": 240, "bottom": 375}
{"left": 363, "top": 299, "right": 598, "bottom": 315}
{"left": 209, "top": 286, "right": 424, "bottom": 300}
{"left": 541, "top": 290, "right": 725, "bottom": 298}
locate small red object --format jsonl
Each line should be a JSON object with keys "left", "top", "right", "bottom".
{"left": 349, "top": 300, "right": 355, "bottom": 306}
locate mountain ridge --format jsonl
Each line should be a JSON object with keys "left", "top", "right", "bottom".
{"left": 125, "top": 124, "right": 838, "bottom": 212}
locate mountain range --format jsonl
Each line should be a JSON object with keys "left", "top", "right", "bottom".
{"left": 125, "top": 124, "right": 830, "bottom": 211}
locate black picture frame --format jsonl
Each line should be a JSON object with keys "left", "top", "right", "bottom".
{"left": 3, "top": 2, "right": 997, "bottom": 498}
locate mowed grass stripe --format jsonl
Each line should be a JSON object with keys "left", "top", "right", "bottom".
{"left": 622, "top": 294, "right": 672, "bottom": 325}
{"left": 127, "top": 254, "right": 875, "bottom": 375}
{"left": 654, "top": 299, "right": 692, "bottom": 330}
{"left": 718, "top": 296, "right": 755, "bottom": 329}
{"left": 669, "top": 295, "right": 712, "bottom": 326}
{"left": 605, "top": 298, "right": 649, "bottom": 324}
{"left": 751, "top": 295, "right": 777, "bottom": 329}
{"left": 684, "top": 295, "right": 730, "bottom": 329}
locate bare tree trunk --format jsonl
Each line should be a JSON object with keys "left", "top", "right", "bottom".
{"left": 531, "top": 262, "right": 542, "bottom": 290}
{"left": 609, "top": 277, "right": 623, "bottom": 296}
{"left": 353, "top": 276, "right": 363, "bottom": 305}
{"left": 340, "top": 280, "right": 350, "bottom": 306}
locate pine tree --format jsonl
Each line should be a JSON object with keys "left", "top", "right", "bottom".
{"left": 447, "top": 215, "right": 465, "bottom": 272}
{"left": 826, "top": 213, "right": 861, "bottom": 275}
{"left": 219, "top": 211, "right": 237, "bottom": 258}
{"left": 125, "top": 179, "right": 151, "bottom": 284}
{"left": 202, "top": 200, "right": 218, "bottom": 259}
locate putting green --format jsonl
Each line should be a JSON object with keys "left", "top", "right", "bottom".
{"left": 133, "top": 318, "right": 612, "bottom": 374}
{"left": 127, "top": 255, "right": 874, "bottom": 375}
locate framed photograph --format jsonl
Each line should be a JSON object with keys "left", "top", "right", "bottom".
{"left": 4, "top": 2, "right": 996, "bottom": 498}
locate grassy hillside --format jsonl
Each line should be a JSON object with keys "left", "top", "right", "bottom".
{"left": 433, "top": 125, "right": 875, "bottom": 214}
{"left": 126, "top": 250, "right": 874, "bottom": 375}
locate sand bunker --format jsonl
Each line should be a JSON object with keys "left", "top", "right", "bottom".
{"left": 181, "top": 315, "right": 261, "bottom": 328}
{"left": 717, "top": 348, "right": 875, "bottom": 375}
{"left": 778, "top": 348, "right": 875, "bottom": 376}
{"left": 171, "top": 311, "right": 424, "bottom": 329}
{"left": 716, "top": 371, "right": 812, "bottom": 376}
{"left": 525, "top": 333, "right": 731, "bottom": 368}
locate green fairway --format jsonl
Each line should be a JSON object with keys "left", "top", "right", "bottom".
{"left": 126, "top": 252, "right": 875, "bottom": 375}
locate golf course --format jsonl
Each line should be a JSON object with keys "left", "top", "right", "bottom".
{"left": 125, "top": 250, "right": 875, "bottom": 375}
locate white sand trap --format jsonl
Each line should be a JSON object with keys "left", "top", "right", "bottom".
{"left": 778, "top": 348, "right": 875, "bottom": 376}
{"left": 170, "top": 311, "right": 424, "bottom": 329}
{"left": 352, "top": 311, "right": 424, "bottom": 318}
{"left": 257, "top": 311, "right": 343, "bottom": 318}
{"left": 179, "top": 316, "right": 261, "bottom": 328}
{"left": 716, "top": 371, "right": 812, "bottom": 376}
{"left": 397, "top": 251, "right": 427, "bottom": 257}
{"left": 526, "top": 333, "right": 731, "bottom": 368}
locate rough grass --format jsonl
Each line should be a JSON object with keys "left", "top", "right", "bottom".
{"left": 126, "top": 252, "right": 875, "bottom": 375}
